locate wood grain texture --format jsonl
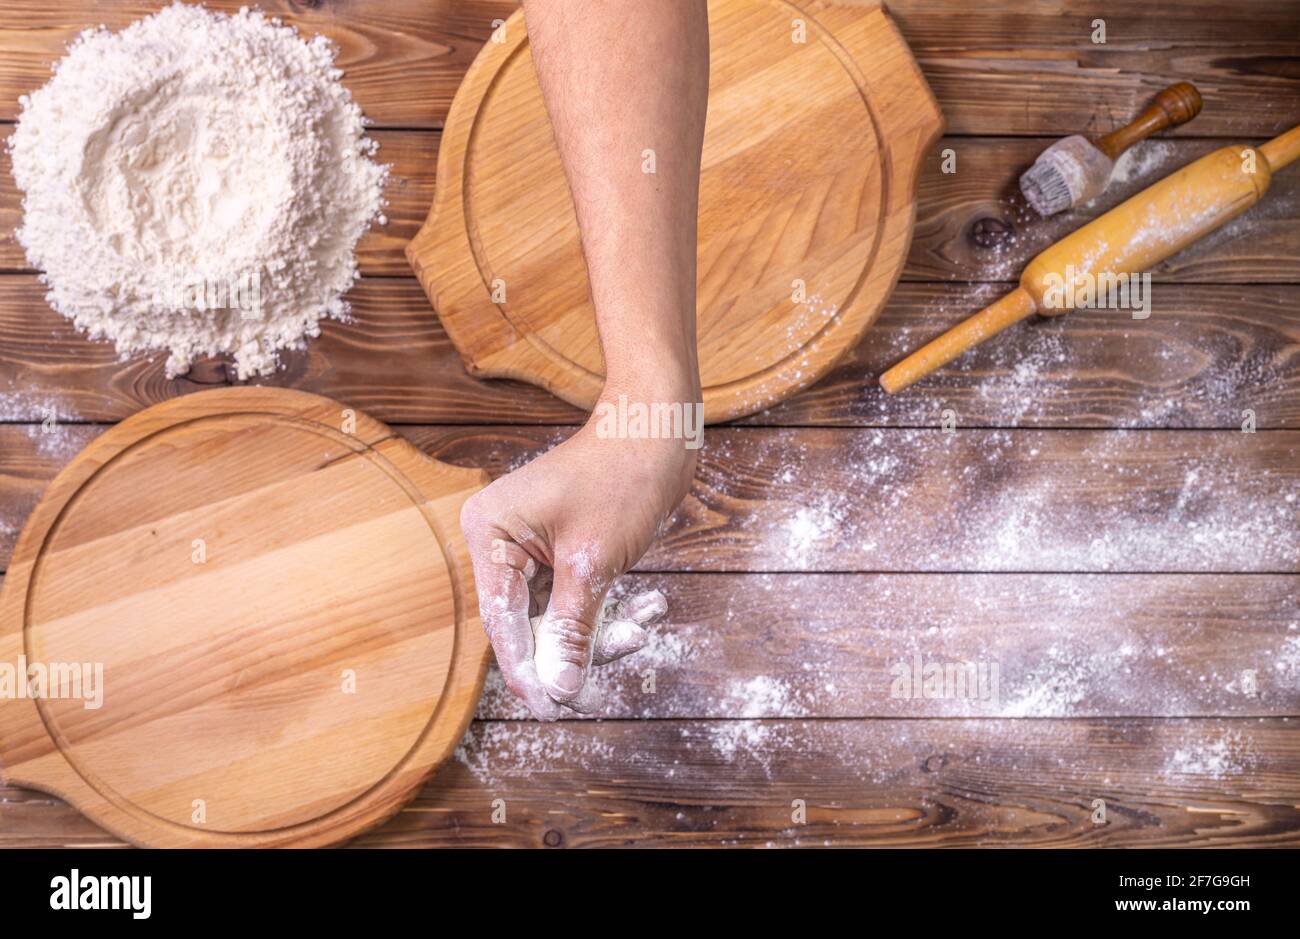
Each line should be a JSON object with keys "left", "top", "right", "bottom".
{"left": 892, "top": 0, "right": 1300, "bottom": 139}
{"left": 1, "top": 570, "right": 1292, "bottom": 720}
{"left": 3, "top": 718, "right": 1299, "bottom": 847}
{"left": 0, "top": 388, "right": 490, "bottom": 847}
{"left": 414, "top": 425, "right": 1300, "bottom": 574}
{"left": 910, "top": 137, "right": 1300, "bottom": 284}
{"left": 881, "top": 133, "right": 1298, "bottom": 393}
{"left": 1, "top": 1, "right": 1296, "bottom": 136}
{"left": 7, "top": 134, "right": 1300, "bottom": 282}
{"left": 0, "top": 0, "right": 1296, "bottom": 852}
{"left": 2, "top": 277, "right": 1296, "bottom": 428}
{"left": 0, "top": 276, "right": 580, "bottom": 425}
{"left": 473, "top": 571, "right": 1300, "bottom": 719}
{"left": 4, "top": 424, "right": 1297, "bottom": 575}
{"left": 755, "top": 283, "right": 1300, "bottom": 428}
{"left": 408, "top": 0, "right": 943, "bottom": 422}
{"left": 0, "top": 1, "right": 491, "bottom": 130}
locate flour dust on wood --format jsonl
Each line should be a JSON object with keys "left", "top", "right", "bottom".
{"left": 8, "top": 3, "right": 387, "bottom": 379}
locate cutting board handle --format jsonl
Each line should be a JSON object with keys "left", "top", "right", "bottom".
{"left": 0, "top": 388, "right": 492, "bottom": 847}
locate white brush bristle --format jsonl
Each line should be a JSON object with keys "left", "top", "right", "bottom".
{"left": 1020, "top": 161, "right": 1073, "bottom": 217}
{"left": 1020, "top": 136, "right": 1114, "bottom": 217}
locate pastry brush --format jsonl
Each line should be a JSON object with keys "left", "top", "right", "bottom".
{"left": 1020, "top": 82, "right": 1202, "bottom": 217}
{"left": 881, "top": 121, "right": 1300, "bottom": 393}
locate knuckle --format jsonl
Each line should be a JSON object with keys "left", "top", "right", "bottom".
{"left": 490, "top": 537, "right": 510, "bottom": 564}
{"left": 546, "top": 617, "right": 596, "bottom": 657}
{"left": 503, "top": 674, "right": 530, "bottom": 699}
{"left": 460, "top": 493, "right": 487, "bottom": 532}
{"left": 556, "top": 554, "right": 591, "bottom": 582}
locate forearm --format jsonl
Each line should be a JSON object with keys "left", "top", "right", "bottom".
{"left": 521, "top": 0, "right": 709, "bottom": 400}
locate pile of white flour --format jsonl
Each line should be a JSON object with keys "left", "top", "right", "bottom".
{"left": 9, "top": 3, "right": 387, "bottom": 378}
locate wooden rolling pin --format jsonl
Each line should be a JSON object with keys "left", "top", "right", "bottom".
{"left": 881, "top": 122, "right": 1300, "bottom": 393}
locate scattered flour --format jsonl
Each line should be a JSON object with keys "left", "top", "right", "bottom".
{"left": 0, "top": 25, "right": 1286, "bottom": 822}
{"left": 454, "top": 722, "right": 617, "bottom": 788}
{"left": 1109, "top": 140, "right": 1179, "bottom": 185}
{"left": 1274, "top": 634, "right": 1300, "bottom": 686}
{"left": 721, "top": 427, "right": 1300, "bottom": 573}
{"left": 1000, "top": 645, "right": 1095, "bottom": 718}
{"left": 781, "top": 500, "right": 845, "bottom": 567}
{"left": 697, "top": 678, "right": 808, "bottom": 776}
{"left": 721, "top": 676, "right": 808, "bottom": 718}
{"left": 20, "top": 422, "right": 85, "bottom": 462}
{"left": 1165, "top": 731, "right": 1254, "bottom": 780}
{"left": 0, "top": 391, "right": 80, "bottom": 424}
{"left": 9, "top": 3, "right": 387, "bottom": 379}
{"left": 701, "top": 721, "right": 789, "bottom": 771}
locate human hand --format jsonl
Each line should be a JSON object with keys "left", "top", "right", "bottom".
{"left": 461, "top": 402, "right": 697, "bottom": 719}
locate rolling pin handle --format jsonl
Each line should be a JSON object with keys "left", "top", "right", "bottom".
{"left": 880, "top": 287, "right": 1038, "bottom": 394}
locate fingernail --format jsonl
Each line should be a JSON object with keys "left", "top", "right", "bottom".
{"left": 549, "top": 663, "right": 584, "bottom": 696}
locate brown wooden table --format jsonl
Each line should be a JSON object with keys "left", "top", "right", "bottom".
{"left": 0, "top": 0, "right": 1297, "bottom": 848}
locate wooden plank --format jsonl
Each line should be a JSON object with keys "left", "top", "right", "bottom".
{"left": 0, "top": 2, "right": 1295, "bottom": 136}
{"left": 0, "top": 565, "right": 1290, "bottom": 719}
{"left": 408, "top": 0, "right": 944, "bottom": 427}
{"left": 4, "top": 424, "right": 1297, "bottom": 573}
{"left": 0, "top": 570, "right": 1292, "bottom": 719}
{"left": 892, "top": 0, "right": 1300, "bottom": 139}
{"left": 755, "top": 282, "right": 1300, "bottom": 429}
{"left": 3, "top": 718, "right": 1298, "bottom": 847}
{"left": 414, "top": 425, "right": 1300, "bottom": 574}
{"left": 5, "top": 133, "right": 1299, "bottom": 283}
{"left": 404, "top": 717, "right": 1300, "bottom": 847}
{"left": 909, "top": 137, "right": 1300, "bottom": 284}
{"left": 2, "top": 277, "right": 1296, "bottom": 428}
{"left": 475, "top": 571, "right": 1300, "bottom": 719}
{"left": 0, "top": 276, "right": 580, "bottom": 425}
{"left": 0, "top": 423, "right": 102, "bottom": 565}
{"left": 0, "top": 1, "right": 497, "bottom": 130}
{"left": 0, "top": 129, "right": 437, "bottom": 277}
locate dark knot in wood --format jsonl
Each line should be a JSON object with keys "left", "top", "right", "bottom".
{"left": 970, "top": 216, "right": 1013, "bottom": 250}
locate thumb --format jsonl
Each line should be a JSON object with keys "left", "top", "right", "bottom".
{"left": 534, "top": 547, "right": 610, "bottom": 703}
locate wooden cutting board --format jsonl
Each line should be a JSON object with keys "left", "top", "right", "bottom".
{"left": 0, "top": 388, "right": 490, "bottom": 847}
{"left": 407, "top": 0, "right": 942, "bottom": 423}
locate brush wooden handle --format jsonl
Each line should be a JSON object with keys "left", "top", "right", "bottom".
{"left": 1097, "top": 82, "right": 1202, "bottom": 160}
{"left": 881, "top": 122, "right": 1299, "bottom": 394}
{"left": 1261, "top": 122, "right": 1300, "bottom": 171}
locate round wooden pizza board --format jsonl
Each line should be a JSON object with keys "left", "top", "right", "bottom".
{"left": 407, "top": 0, "right": 943, "bottom": 423}
{"left": 0, "top": 388, "right": 490, "bottom": 847}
